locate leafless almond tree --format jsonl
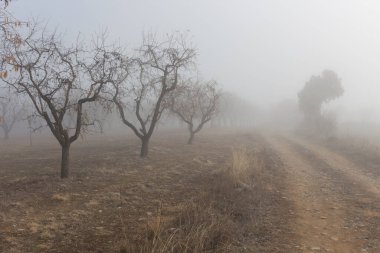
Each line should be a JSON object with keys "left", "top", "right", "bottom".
{"left": 170, "top": 79, "right": 220, "bottom": 144}
{"left": 0, "top": 26, "right": 127, "bottom": 178}
{"left": 112, "top": 33, "right": 196, "bottom": 157}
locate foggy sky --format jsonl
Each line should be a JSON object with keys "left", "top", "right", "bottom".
{"left": 9, "top": 0, "right": 380, "bottom": 117}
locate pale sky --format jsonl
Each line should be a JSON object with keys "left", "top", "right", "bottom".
{"left": 9, "top": 0, "right": 380, "bottom": 116}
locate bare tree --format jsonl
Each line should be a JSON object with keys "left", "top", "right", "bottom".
{"left": 170, "top": 79, "right": 220, "bottom": 144}
{"left": 112, "top": 33, "right": 196, "bottom": 157}
{"left": 0, "top": 89, "right": 24, "bottom": 140}
{"left": 1, "top": 26, "right": 127, "bottom": 178}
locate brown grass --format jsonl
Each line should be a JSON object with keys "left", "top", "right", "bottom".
{"left": 0, "top": 132, "right": 293, "bottom": 252}
{"left": 227, "top": 146, "right": 250, "bottom": 186}
{"left": 123, "top": 145, "right": 267, "bottom": 253}
{"left": 226, "top": 146, "right": 265, "bottom": 189}
{"left": 51, "top": 193, "right": 71, "bottom": 202}
{"left": 124, "top": 201, "right": 237, "bottom": 253}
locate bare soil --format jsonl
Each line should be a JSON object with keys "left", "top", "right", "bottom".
{"left": 0, "top": 130, "right": 379, "bottom": 252}
{"left": 266, "top": 133, "right": 380, "bottom": 253}
{"left": 0, "top": 131, "right": 292, "bottom": 253}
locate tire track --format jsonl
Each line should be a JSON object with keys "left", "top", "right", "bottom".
{"left": 266, "top": 134, "right": 380, "bottom": 253}
{"left": 291, "top": 136, "right": 380, "bottom": 196}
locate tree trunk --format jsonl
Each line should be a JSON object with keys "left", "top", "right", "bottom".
{"left": 61, "top": 143, "right": 70, "bottom": 178}
{"left": 140, "top": 137, "right": 149, "bottom": 158}
{"left": 187, "top": 131, "right": 195, "bottom": 145}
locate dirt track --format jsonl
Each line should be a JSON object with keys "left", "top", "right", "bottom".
{"left": 267, "top": 133, "right": 380, "bottom": 253}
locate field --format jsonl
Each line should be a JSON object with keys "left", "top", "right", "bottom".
{"left": 0, "top": 130, "right": 379, "bottom": 252}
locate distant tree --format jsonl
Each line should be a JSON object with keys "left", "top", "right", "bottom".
{"left": 24, "top": 114, "right": 39, "bottom": 146}
{"left": 0, "top": 26, "right": 127, "bottom": 178}
{"left": 298, "top": 70, "right": 343, "bottom": 118}
{"left": 19, "top": 101, "right": 45, "bottom": 146}
{"left": 214, "top": 92, "right": 257, "bottom": 127}
{"left": 112, "top": 33, "right": 196, "bottom": 157}
{"left": 0, "top": 89, "right": 24, "bottom": 140}
{"left": 170, "top": 79, "right": 220, "bottom": 144}
{"left": 298, "top": 70, "right": 344, "bottom": 136}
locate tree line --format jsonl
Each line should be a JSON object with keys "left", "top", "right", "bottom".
{"left": 0, "top": 17, "right": 224, "bottom": 178}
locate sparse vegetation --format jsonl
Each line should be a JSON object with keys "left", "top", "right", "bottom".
{"left": 123, "top": 141, "right": 282, "bottom": 253}
{"left": 124, "top": 201, "right": 237, "bottom": 253}
{"left": 0, "top": 132, "right": 296, "bottom": 252}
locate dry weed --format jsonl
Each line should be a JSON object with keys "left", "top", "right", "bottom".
{"left": 124, "top": 201, "right": 237, "bottom": 253}
{"left": 121, "top": 146, "right": 267, "bottom": 253}
{"left": 226, "top": 146, "right": 264, "bottom": 188}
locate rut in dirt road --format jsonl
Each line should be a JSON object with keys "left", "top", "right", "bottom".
{"left": 266, "top": 134, "right": 380, "bottom": 253}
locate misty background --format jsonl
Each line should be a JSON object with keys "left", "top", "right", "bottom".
{"left": 7, "top": 0, "right": 380, "bottom": 126}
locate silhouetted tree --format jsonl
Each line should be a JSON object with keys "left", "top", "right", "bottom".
{"left": 170, "top": 79, "right": 220, "bottom": 144}
{"left": 0, "top": 89, "right": 24, "bottom": 140}
{"left": 298, "top": 70, "right": 344, "bottom": 136}
{"left": 298, "top": 70, "right": 343, "bottom": 118}
{"left": 112, "top": 33, "right": 196, "bottom": 157}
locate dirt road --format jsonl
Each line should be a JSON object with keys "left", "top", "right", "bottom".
{"left": 266, "top": 133, "right": 380, "bottom": 253}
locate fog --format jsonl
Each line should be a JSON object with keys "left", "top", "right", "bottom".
{"left": 3, "top": 2, "right": 380, "bottom": 251}
{"left": 8, "top": 0, "right": 380, "bottom": 117}
{"left": 3, "top": 1, "right": 380, "bottom": 134}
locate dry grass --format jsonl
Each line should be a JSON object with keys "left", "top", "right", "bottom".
{"left": 123, "top": 145, "right": 268, "bottom": 253}
{"left": 227, "top": 146, "right": 251, "bottom": 186}
{"left": 124, "top": 201, "right": 238, "bottom": 253}
{"left": 226, "top": 146, "right": 265, "bottom": 189}
{"left": 0, "top": 132, "right": 293, "bottom": 253}
{"left": 51, "top": 193, "right": 71, "bottom": 202}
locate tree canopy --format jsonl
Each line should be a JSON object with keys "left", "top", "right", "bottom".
{"left": 298, "top": 70, "right": 344, "bottom": 117}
